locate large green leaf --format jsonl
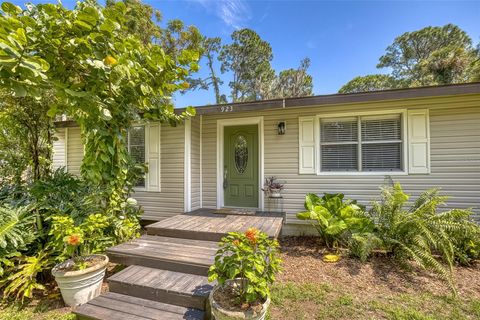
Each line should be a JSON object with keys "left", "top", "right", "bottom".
{"left": 325, "top": 219, "right": 348, "bottom": 236}
{"left": 304, "top": 193, "right": 321, "bottom": 211}
{"left": 1, "top": 2, "right": 22, "bottom": 15}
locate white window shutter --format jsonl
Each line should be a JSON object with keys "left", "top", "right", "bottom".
{"left": 52, "top": 128, "right": 67, "bottom": 170}
{"left": 147, "top": 123, "right": 161, "bottom": 191}
{"left": 408, "top": 109, "right": 430, "bottom": 174}
{"left": 299, "top": 117, "right": 317, "bottom": 174}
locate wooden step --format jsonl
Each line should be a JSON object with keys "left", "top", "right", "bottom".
{"left": 108, "top": 265, "right": 214, "bottom": 311}
{"left": 146, "top": 214, "right": 284, "bottom": 242}
{"left": 74, "top": 292, "right": 205, "bottom": 320}
{"left": 107, "top": 235, "right": 218, "bottom": 276}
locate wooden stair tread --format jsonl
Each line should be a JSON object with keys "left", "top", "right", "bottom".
{"left": 147, "top": 214, "right": 284, "bottom": 241}
{"left": 74, "top": 292, "right": 205, "bottom": 320}
{"left": 107, "top": 235, "right": 217, "bottom": 275}
{"left": 108, "top": 265, "right": 214, "bottom": 310}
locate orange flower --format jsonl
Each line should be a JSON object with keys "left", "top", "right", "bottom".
{"left": 232, "top": 239, "right": 240, "bottom": 246}
{"left": 245, "top": 227, "right": 259, "bottom": 244}
{"left": 64, "top": 233, "right": 82, "bottom": 246}
{"left": 104, "top": 55, "right": 117, "bottom": 66}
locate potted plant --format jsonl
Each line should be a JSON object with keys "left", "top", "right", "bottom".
{"left": 261, "top": 176, "right": 284, "bottom": 198}
{"left": 208, "top": 228, "right": 281, "bottom": 320}
{"left": 50, "top": 214, "right": 113, "bottom": 307}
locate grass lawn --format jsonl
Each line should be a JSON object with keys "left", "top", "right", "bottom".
{"left": 1, "top": 236, "right": 479, "bottom": 320}
{"left": 0, "top": 298, "right": 74, "bottom": 320}
{"left": 268, "top": 237, "right": 480, "bottom": 319}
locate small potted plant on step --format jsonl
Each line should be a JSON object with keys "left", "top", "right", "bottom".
{"left": 50, "top": 214, "right": 113, "bottom": 307}
{"left": 262, "top": 176, "right": 284, "bottom": 198}
{"left": 208, "top": 227, "right": 281, "bottom": 320}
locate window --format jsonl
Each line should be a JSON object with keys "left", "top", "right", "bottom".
{"left": 320, "top": 114, "right": 403, "bottom": 172}
{"left": 128, "top": 125, "right": 146, "bottom": 187}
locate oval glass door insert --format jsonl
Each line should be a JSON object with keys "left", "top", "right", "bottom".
{"left": 234, "top": 135, "right": 248, "bottom": 174}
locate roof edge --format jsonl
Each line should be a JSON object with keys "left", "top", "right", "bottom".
{"left": 185, "top": 82, "right": 480, "bottom": 115}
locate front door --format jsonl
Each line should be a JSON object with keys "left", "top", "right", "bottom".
{"left": 224, "top": 125, "right": 259, "bottom": 207}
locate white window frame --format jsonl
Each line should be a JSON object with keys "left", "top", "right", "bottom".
{"left": 315, "top": 109, "right": 408, "bottom": 176}
{"left": 127, "top": 122, "right": 162, "bottom": 192}
{"left": 128, "top": 124, "right": 148, "bottom": 191}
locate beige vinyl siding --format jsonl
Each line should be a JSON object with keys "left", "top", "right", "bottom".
{"left": 66, "top": 127, "right": 83, "bottom": 176}
{"left": 61, "top": 123, "right": 186, "bottom": 221}
{"left": 52, "top": 128, "right": 66, "bottom": 169}
{"left": 201, "top": 115, "right": 219, "bottom": 209}
{"left": 191, "top": 116, "right": 202, "bottom": 211}
{"left": 200, "top": 94, "right": 480, "bottom": 223}
{"left": 134, "top": 123, "right": 185, "bottom": 221}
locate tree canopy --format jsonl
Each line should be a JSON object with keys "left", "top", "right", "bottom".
{"left": 0, "top": 1, "right": 198, "bottom": 210}
{"left": 274, "top": 58, "right": 313, "bottom": 99}
{"left": 214, "top": 29, "right": 314, "bottom": 102}
{"left": 219, "top": 28, "right": 275, "bottom": 102}
{"left": 340, "top": 24, "right": 480, "bottom": 93}
{"left": 339, "top": 74, "right": 399, "bottom": 94}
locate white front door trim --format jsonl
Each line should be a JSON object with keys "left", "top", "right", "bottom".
{"left": 216, "top": 116, "right": 264, "bottom": 210}
{"left": 184, "top": 119, "right": 192, "bottom": 212}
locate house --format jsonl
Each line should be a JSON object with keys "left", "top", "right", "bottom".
{"left": 54, "top": 82, "right": 480, "bottom": 234}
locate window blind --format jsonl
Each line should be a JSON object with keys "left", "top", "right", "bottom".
{"left": 361, "top": 115, "right": 402, "bottom": 171}
{"left": 319, "top": 114, "right": 403, "bottom": 172}
{"left": 321, "top": 118, "right": 358, "bottom": 171}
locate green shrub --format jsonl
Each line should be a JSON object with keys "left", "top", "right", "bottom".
{"left": 348, "top": 232, "right": 382, "bottom": 262}
{"left": 0, "top": 206, "right": 37, "bottom": 276}
{"left": 366, "top": 183, "right": 479, "bottom": 294}
{"left": 208, "top": 228, "right": 282, "bottom": 305}
{"left": 296, "top": 193, "right": 373, "bottom": 248}
{"left": 297, "top": 184, "right": 480, "bottom": 294}
{"left": 452, "top": 231, "right": 480, "bottom": 266}
{"left": 0, "top": 169, "right": 141, "bottom": 300}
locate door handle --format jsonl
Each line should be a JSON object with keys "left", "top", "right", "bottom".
{"left": 223, "top": 168, "right": 228, "bottom": 189}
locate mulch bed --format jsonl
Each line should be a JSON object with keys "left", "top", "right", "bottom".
{"left": 277, "top": 236, "right": 480, "bottom": 299}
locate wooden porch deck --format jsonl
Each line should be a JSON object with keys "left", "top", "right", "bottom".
{"left": 75, "top": 210, "right": 283, "bottom": 319}
{"left": 146, "top": 208, "right": 284, "bottom": 241}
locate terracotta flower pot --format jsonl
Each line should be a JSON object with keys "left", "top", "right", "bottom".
{"left": 209, "top": 280, "right": 270, "bottom": 320}
{"left": 52, "top": 254, "right": 108, "bottom": 307}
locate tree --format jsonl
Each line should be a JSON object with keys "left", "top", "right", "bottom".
{"left": 186, "top": 37, "right": 227, "bottom": 104}
{"left": 0, "top": 1, "right": 198, "bottom": 213}
{"left": 341, "top": 24, "right": 479, "bottom": 92}
{"left": 274, "top": 58, "right": 313, "bottom": 98}
{"left": 339, "top": 74, "right": 398, "bottom": 94}
{"left": 105, "top": 0, "right": 162, "bottom": 46}
{"left": 0, "top": 93, "right": 55, "bottom": 184}
{"left": 378, "top": 24, "right": 476, "bottom": 86}
{"left": 106, "top": 1, "right": 203, "bottom": 76}
{"left": 219, "top": 28, "right": 275, "bottom": 102}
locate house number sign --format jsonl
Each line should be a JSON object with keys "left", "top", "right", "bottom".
{"left": 219, "top": 105, "right": 234, "bottom": 112}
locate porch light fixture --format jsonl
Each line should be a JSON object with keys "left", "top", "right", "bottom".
{"left": 277, "top": 121, "right": 286, "bottom": 135}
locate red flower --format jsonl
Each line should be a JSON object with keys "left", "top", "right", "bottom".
{"left": 64, "top": 233, "right": 82, "bottom": 246}
{"left": 245, "top": 228, "right": 259, "bottom": 244}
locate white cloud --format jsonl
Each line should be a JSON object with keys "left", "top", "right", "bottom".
{"left": 194, "top": 0, "right": 252, "bottom": 29}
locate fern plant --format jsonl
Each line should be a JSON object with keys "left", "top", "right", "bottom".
{"left": 368, "top": 183, "right": 479, "bottom": 295}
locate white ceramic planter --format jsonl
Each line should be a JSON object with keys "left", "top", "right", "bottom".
{"left": 209, "top": 282, "right": 270, "bottom": 320}
{"left": 52, "top": 254, "right": 108, "bottom": 307}
{"left": 269, "top": 189, "right": 282, "bottom": 198}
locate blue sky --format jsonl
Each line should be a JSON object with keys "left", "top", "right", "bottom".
{"left": 11, "top": 1, "right": 480, "bottom": 107}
